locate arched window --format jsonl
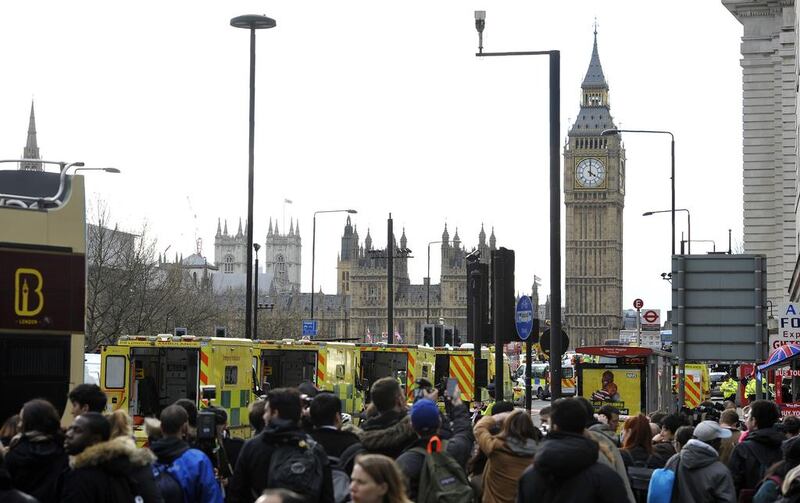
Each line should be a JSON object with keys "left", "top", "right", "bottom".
{"left": 275, "top": 254, "right": 287, "bottom": 284}
{"left": 224, "top": 254, "right": 234, "bottom": 273}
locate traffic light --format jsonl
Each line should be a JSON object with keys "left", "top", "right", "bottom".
{"left": 454, "top": 327, "right": 462, "bottom": 347}
{"left": 434, "top": 325, "right": 443, "bottom": 347}
{"left": 467, "top": 259, "right": 489, "bottom": 344}
{"left": 423, "top": 325, "right": 433, "bottom": 347}
{"left": 444, "top": 327, "right": 454, "bottom": 346}
{"left": 491, "top": 248, "right": 515, "bottom": 344}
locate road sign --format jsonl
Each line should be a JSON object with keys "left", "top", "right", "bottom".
{"left": 642, "top": 309, "right": 659, "bottom": 323}
{"left": 302, "top": 319, "right": 318, "bottom": 337}
{"left": 515, "top": 295, "right": 534, "bottom": 341}
{"left": 633, "top": 298, "right": 644, "bottom": 310}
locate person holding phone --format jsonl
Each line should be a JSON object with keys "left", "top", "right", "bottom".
{"left": 395, "top": 389, "right": 474, "bottom": 501}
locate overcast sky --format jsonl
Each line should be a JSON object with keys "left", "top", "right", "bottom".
{"left": 0, "top": 1, "right": 743, "bottom": 316}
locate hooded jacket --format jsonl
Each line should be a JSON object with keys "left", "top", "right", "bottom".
{"left": 149, "top": 436, "right": 222, "bottom": 503}
{"left": 472, "top": 415, "right": 537, "bottom": 503}
{"left": 665, "top": 439, "right": 736, "bottom": 503}
{"left": 358, "top": 409, "right": 418, "bottom": 459}
{"left": 728, "top": 426, "right": 784, "bottom": 493}
{"left": 59, "top": 436, "right": 162, "bottom": 503}
{"left": 395, "top": 403, "right": 474, "bottom": 501}
{"left": 516, "top": 431, "right": 628, "bottom": 503}
{"left": 4, "top": 431, "right": 68, "bottom": 503}
{"left": 585, "top": 428, "right": 636, "bottom": 503}
{"left": 227, "top": 419, "right": 334, "bottom": 503}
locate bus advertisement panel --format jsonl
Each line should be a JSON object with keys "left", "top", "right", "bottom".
{"left": 578, "top": 364, "right": 645, "bottom": 416}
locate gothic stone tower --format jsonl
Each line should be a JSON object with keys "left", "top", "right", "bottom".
{"left": 20, "top": 101, "right": 42, "bottom": 172}
{"left": 564, "top": 30, "right": 625, "bottom": 346}
{"left": 214, "top": 218, "right": 247, "bottom": 275}
{"left": 265, "top": 218, "right": 302, "bottom": 293}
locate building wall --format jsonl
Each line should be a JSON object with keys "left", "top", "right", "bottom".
{"left": 725, "top": 0, "right": 797, "bottom": 306}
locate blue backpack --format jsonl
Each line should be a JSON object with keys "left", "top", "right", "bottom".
{"left": 647, "top": 458, "right": 679, "bottom": 503}
{"left": 152, "top": 462, "right": 185, "bottom": 503}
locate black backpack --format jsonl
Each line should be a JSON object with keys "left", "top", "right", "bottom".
{"left": 152, "top": 461, "right": 185, "bottom": 503}
{"left": 328, "top": 456, "right": 351, "bottom": 503}
{"left": 626, "top": 461, "right": 654, "bottom": 503}
{"left": 267, "top": 434, "right": 325, "bottom": 498}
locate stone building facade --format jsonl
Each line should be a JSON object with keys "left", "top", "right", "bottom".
{"left": 564, "top": 31, "right": 626, "bottom": 347}
{"left": 725, "top": 0, "right": 797, "bottom": 305}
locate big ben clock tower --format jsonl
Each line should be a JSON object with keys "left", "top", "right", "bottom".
{"left": 564, "top": 29, "right": 625, "bottom": 347}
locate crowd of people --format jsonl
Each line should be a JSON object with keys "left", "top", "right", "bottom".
{"left": 1, "top": 380, "right": 799, "bottom": 503}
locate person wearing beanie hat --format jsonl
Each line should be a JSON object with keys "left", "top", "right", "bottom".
{"left": 396, "top": 394, "right": 474, "bottom": 501}
{"left": 664, "top": 420, "right": 735, "bottom": 503}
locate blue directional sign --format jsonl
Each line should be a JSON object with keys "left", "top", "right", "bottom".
{"left": 515, "top": 295, "right": 534, "bottom": 341}
{"left": 302, "top": 319, "right": 318, "bottom": 337}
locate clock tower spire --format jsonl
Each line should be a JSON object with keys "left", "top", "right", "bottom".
{"left": 563, "top": 28, "right": 625, "bottom": 347}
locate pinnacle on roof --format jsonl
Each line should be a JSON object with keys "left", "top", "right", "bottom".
{"left": 442, "top": 223, "right": 449, "bottom": 243}
{"left": 453, "top": 227, "right": 460, "bottom": 243}
{"left": 295, "top": 220, "right": 300, "bottom": 236}
{"left": 581, "top": 26, "right": 607, "bottom": 89}
{"left": 224, "top": 219, "right": 229, "bottom": 236}
{"left": 268, "top": 218, "right": 273, "bottom": 236}
{"left": 365, "top": 228, "right": 372, "bottom": 250}
{"left": 216, "top": 218, "right": 222, "bottom": 237}
{"left": 289, "top": 219, "right": 294, "bottom": 236}
{"left": 236, "top": 218, "right": 243, "bottom": 237}
{"left": 400, "top": 227, "right": 407, "bottom": 249}
{"left": 20, "top": 100, "right": 42, "bottom": 171}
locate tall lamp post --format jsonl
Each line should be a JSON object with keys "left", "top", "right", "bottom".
{"left": 602, "top": 127, "right": 679, "bottom": 406}
{"left": 253, "top": 243, "right": 261, "bottom": 340}
{"left": 426, "top": 241, "right": 443, "bottom": 324}
{"left": 473, "top": 11, "right": 564, "bottom": 399}
{"left": 230, "top": 14, "right": 276, "bottom": 340}
{"left": 644, "top": 208, "right": 690, "bottom": 254}
{"left": 311, "top": 209, "right": 358, "bottom": 322}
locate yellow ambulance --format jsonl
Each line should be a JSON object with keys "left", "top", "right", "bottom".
{"left": 433, "top": 345, "right": 513, "bottom": 403}
{"left": 252, "top": 339, "right": 363, "bottom": 418}
{"left": 358, "top": 344, "right": 435, "bottom": 403}
{"left": 100, "top": 335, "right": 256, "bottom": 444}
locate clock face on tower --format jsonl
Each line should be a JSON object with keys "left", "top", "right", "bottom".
{"left": 575, "top": 158, "right": 606, "bottom": 188}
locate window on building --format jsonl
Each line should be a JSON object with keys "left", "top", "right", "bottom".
{"left": 224, "top": 254, "right": 234, "bottom": 274}
{"left": 275, "top": 254, "right": 287, "bottom": 284}
{"left": 368, "top": 284, "right": 378, "bottom": 302}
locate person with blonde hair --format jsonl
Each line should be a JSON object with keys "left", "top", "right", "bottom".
{"left": 350, "top": 453, "right": 411, "bottom": 503}
{"left": 106, "top": 409, "right": 133, "bottom": 440}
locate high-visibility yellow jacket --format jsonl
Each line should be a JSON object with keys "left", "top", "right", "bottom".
{"left": 721, "top": 378, "right": 738, "bottom": 397}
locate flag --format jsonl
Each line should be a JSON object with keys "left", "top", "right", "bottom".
{"left": 284, "top": 198, "right": 293, "bottom": 204}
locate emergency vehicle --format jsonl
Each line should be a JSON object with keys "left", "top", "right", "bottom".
{"left": 358, "top": 343, "right": 435, "bottom": 402}
{"left": 672, "top": 364, "right": 710, "bottom": 408}
{"left": 100, "top": 335, "right": 256, "bottom": 444}
{"left": 514, "top": 359, "right": 576, "bottom": 400}
{"left": 252, "top": 339, "right": 362, "bottom": 418}
{"left": 433, "top": 345, "right": 513, "bottom": 403}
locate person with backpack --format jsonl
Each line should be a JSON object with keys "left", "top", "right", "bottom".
{"left": 149, "top": 405, "right": 222, "bottom": 503}
{"left": 228, "top": 387, "right": 334, "bottom": 503}
{"left": 662, "top": 420, "right": 735, "bottom": 503}
{"left": 516, "top": 398, "right": 628, "bottom": 503}
{"left": 620, "top": 414, "right": 659, "bottom": 468}
{"left": 395, "top": 393, "right": 473, "bottom": 502}
{"left": 729, "top": 400, "right": 784, "bottom": 500}
{"left": 752, "top": 436, "right": 800, "bottom": 503}
{"left": 473, "top": 407, "right": 540, "bottom": 503}
{"left": 59, "top": 412, "right": 162, "bottom": 503}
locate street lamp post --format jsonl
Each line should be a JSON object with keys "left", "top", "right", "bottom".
{"left": 230, "top": 14, "right": 276, "bottom": 340}
{"left": 426, "top": 241, "right": 443, "bottom": 324}
{"left": 644, "top": 208, "right": 690, "bottom": 254}
{"left": 602, "top": 128, "right": 682, "bottom": 409}
{"left": 474, "top": 11, "right": 564, "bottom": 399}
{"left": 253, "top": 243, "right": 261, "bottom": 340}
{"left": 311, "top": 209, "right": 357, "bottom": 323}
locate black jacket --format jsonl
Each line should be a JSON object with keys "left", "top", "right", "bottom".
{"left": 59, "top": 436, "right": 163, "bottom": 503}
{"left": 650, "top": 441, "right": 676, "bottom": 468}
{"left": 517, "top": 431, "right": 629, "bottom": 503}
{"left": 4, "top": 432, "right": 67, "bottom": 503}
{"left": 227, "top": 420, "right": 334, "bottom": 503}
{"left": 310, "top": 427, "right": 360, "bottom": 458}
{"left": 0, "top": 461, "right": 37, "bottom": 503}
{"left": 728, "top": 426, "right": 784, "bottom": 493}
{"left": 395, "top": 403, "right": 474, "bottom": 500}
{"left": 620, "top": 445, "right": 661, "bottom": 469}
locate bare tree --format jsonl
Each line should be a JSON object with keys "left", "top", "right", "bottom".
{"left": 85, "top": 201, "right": 220, "bottom": 350}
